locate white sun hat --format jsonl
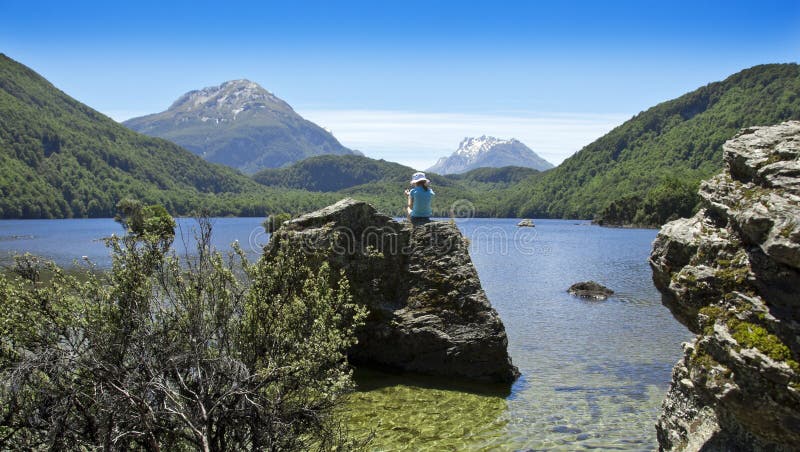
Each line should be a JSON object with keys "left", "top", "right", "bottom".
{"left": 410, "top": 172, "right": 429, "bottom": 184}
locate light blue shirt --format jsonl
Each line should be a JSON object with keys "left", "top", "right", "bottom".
{"left": 410, "top": 186, "right": 434, "bottom": 217}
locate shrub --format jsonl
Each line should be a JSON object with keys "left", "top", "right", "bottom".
{"left": 0, "top": 212, "right": 366, "bottom": 450}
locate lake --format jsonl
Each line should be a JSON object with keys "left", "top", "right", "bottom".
{"left": 0, "top": 217, "right": 691, "bottom": 451}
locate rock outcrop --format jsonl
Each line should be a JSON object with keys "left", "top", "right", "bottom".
{"left": 567, "top": 281, "right": 614, "bottom": 300}
{"left": 266, "top": 199, "right": 519, "bottom": 383}
{"left": 650, "top": 121, "right": 800, "bottom": 451}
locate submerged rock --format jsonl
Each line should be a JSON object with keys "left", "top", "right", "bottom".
{"left": 266, "top": 198, "right": 519, "bottom": 383}
{"left": 567, "top": 281, "right": 614, "bottom": 300}
{"left": 650, "top": 121, "right": 800, "bottom": 451}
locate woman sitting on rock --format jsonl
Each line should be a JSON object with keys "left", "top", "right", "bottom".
{"left": 405, "top": 172, "right": 435, "bottom": 226}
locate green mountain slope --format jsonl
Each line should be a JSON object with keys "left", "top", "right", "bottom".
{"left": 449, "top": 166, "right": 541, "bottom": 185}
{"left": 501, "top": 63, "right": 800, "bottom": 225}
{"left": 0, "top": 54, "right": 334, "bottom": 218}
{"left": 252, "top": 154, "right": 415, "bottom": 191}
{"left": 123, "top": 80, "right": 358, "bottom": 174}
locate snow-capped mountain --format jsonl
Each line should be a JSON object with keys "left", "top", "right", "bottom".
{"left": 427, "top": 136, "right": 554, "bottom": 174}
{"left": 123, "top": 80, "right": 357, "bottom": 173}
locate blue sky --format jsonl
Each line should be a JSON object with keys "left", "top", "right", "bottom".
{"left": 2, "top": 0, "right": 799, "bottom": 169}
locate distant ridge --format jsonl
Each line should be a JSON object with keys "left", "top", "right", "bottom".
{"left": 427, "top": 136, "right": 553, "bottom": 174}
{"left": 253, "top": 154, "right": 415, "bottom": 192}
{"left": 124, "top": 80, "right": 359, "bottom": 174}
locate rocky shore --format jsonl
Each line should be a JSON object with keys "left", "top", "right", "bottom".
{"left": 650, "top": 121, "right": 800, "bottom": 450}
{"left": 266, "top": 198, "right": 519, "bottom": 383}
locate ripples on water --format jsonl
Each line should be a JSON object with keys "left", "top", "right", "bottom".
{"left": 0, "top": 217, "right": 692, "bottom": 450}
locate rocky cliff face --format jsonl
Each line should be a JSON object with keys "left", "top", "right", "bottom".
{"left": 266, "top": 198, "right": 519, "bottom": 383}
{"left": 650, "top": 121, "right": 800, "bottom": 451}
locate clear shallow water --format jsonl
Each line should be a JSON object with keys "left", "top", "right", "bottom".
{"left": 345, "top": 218, "right": 691, "bottom": 451}
{"left": 0, "top": 217, "right": 691, "bottom": 450}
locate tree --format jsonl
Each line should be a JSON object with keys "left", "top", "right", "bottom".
{"left": 0, "top": 210, "right": 367, "bottom": 450}
{"left": 114, "top": 198, "right": 176, "bottom": 248}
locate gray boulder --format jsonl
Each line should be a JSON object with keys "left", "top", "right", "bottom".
{"left": 266, "top": 198, "right": 519, "bottom": 383}
{"left": 650, "top": 121, "right": 800, "bottom": 451}
{"left": 567, "top": 281, "right": 614, "bottom": 300}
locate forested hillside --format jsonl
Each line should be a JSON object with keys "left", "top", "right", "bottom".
{"left": 0, "top": 54, "right": 333, "bottom": 218}
{"left": 252, "top": 154, "right": 415, "bottom": 191}
{"left": 500, "top": 63, "right": 800, "bottom": 225}
{"left": 449, "top": 166, "right": 540, "bottom": 185}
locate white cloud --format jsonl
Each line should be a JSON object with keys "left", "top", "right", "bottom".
{"left": 298, "top": 109, "right": 630, "bottom": 170}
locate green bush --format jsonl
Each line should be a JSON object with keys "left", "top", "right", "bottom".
{"left": 0, "top": 215, "right": 366, "bottom": 450}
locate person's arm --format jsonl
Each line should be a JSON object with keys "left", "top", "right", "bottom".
{"left": 406, "top": 189, "right": 413, "bottom": 215}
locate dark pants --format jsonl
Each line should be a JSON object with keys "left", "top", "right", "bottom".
{"left": 410, "top": 216, "right": 431, "bottom": 227}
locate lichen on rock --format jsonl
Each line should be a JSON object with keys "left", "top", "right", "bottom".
{"left": 265, "top": 198, "right": 519, "bottom": 384}
{"left": 650, "top": 121, "right": 800, "bottom": 451}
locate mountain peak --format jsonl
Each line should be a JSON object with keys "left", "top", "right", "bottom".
{"left": 123, "top": 80, "right": 356, "bottom": 174}
{"left": 221, "top": 78, "right": 258, "bottom": 88}
{"left": 429, "top": 136, "right": 553, "bottom": 174}
{"left": 456, "top": 136, "right": 519, "bottom": 158}
{"left": 167, "top": 79, "right": 291, "bottom": 115}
